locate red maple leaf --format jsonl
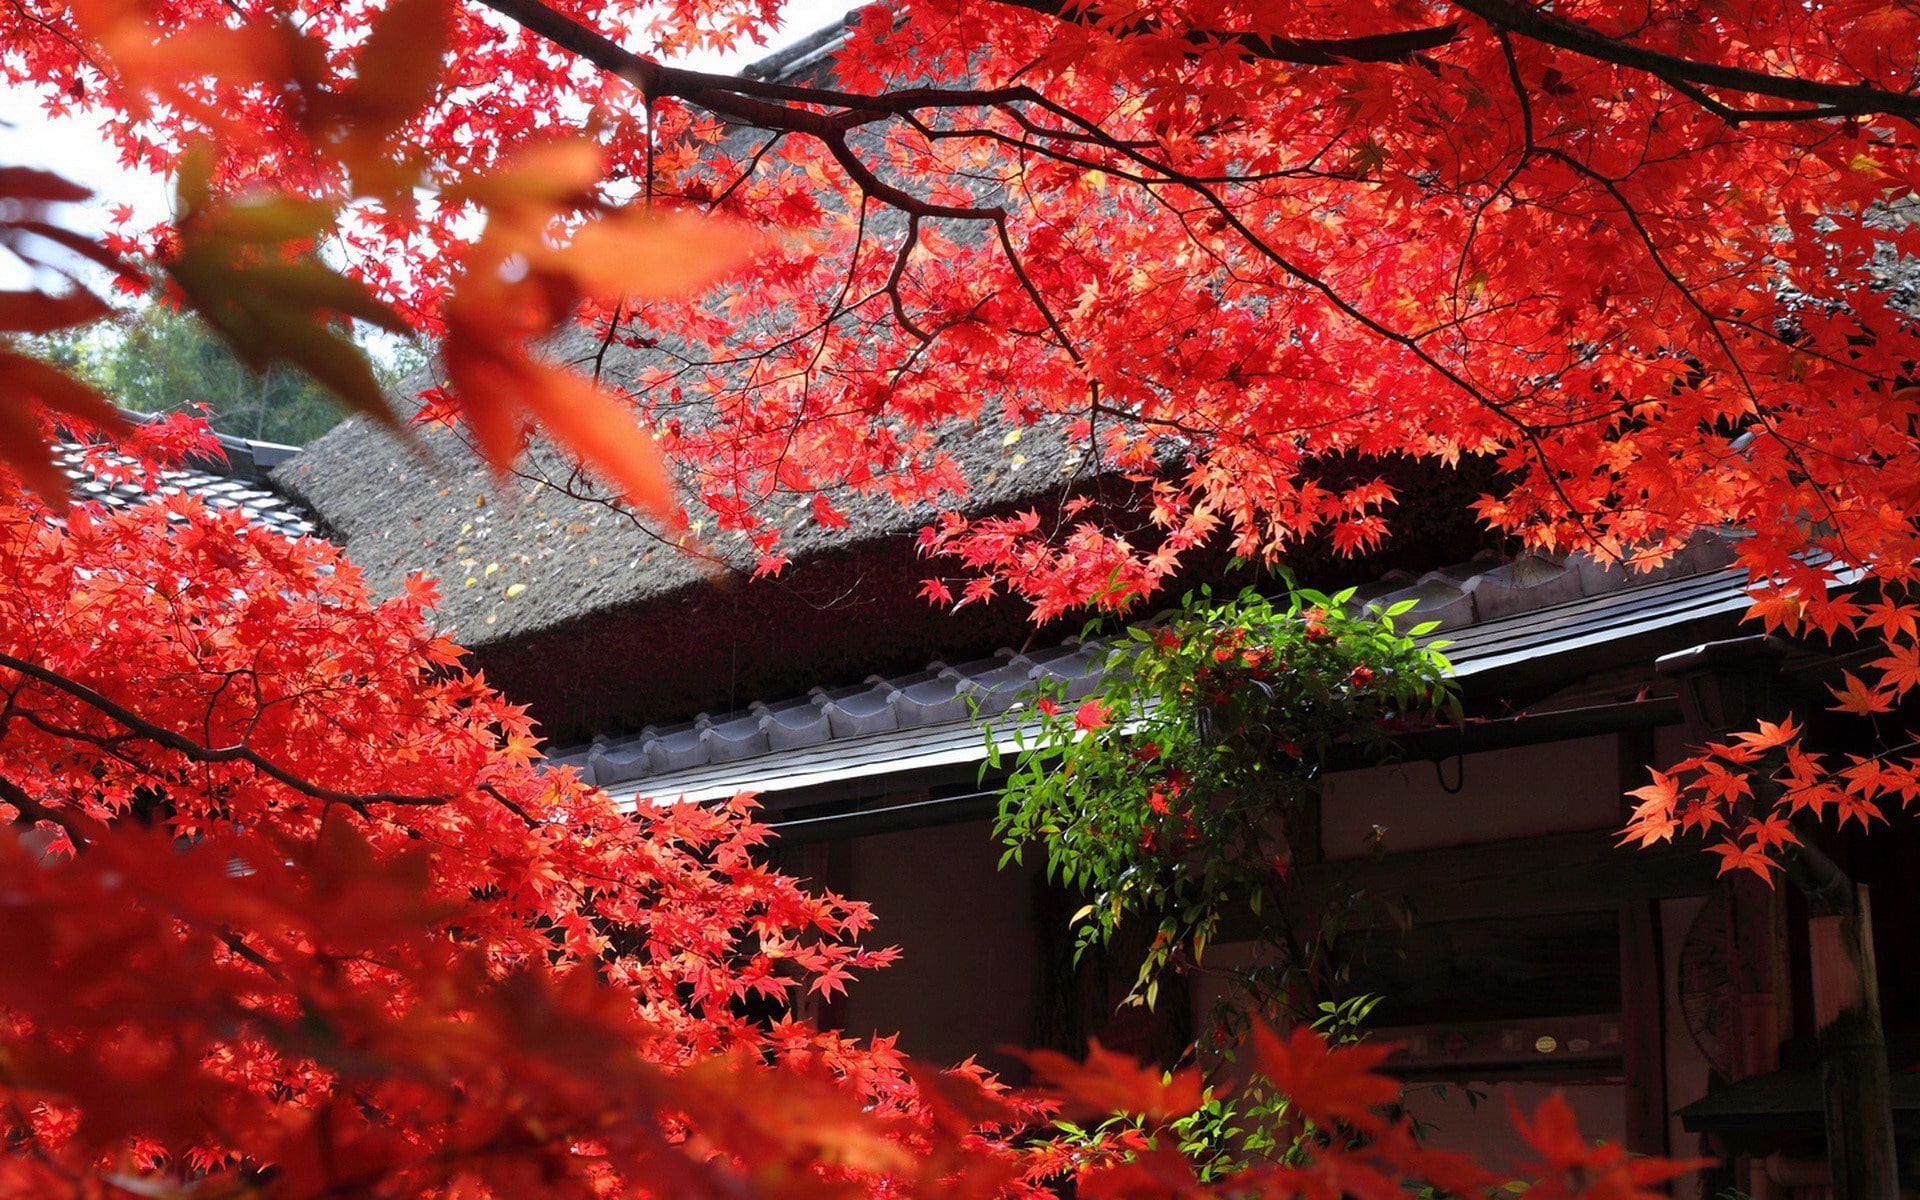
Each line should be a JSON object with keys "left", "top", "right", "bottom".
{"left": 1074, "top": 698, "right": 1113, "bottom": 732}
{"left": 1248, "top": 1023, "right": 1400, "bottom": 1133}
{"left": 1019, "top": 1040, "right": 1203, "bottom": 1122}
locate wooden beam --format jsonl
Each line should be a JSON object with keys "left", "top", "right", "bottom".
{"left": 1385, "top": 1012, "right": 1625, "bottom": 1081}
{"left": 1283, "top": 829, "right": 1719, "bottom": 929}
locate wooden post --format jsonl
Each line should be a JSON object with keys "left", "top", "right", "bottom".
{"left": 1612, "top": 721, "right": 1674, "bottom": 1167}
{"left": 1620, "top": 899, "right": 1671, "bottom": 1159}
{"left": 1808, "top": 885, "right": 1898, "bottom": 1200}
{"left": 1727, "top": 875, "right": 1787, "bottom": 1078}
{"left": 1616, "top": 729, "right": 1672, "bottom": 1162}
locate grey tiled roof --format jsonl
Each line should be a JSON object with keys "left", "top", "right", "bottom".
{"left": 56, "top": 434, "right": 319, "bottom": 542}
{"left": 556, "top": 529, "right": 1754, "bottom": 805}
{"left": 549, "top": 638, "right": 1108, "bottom": 788}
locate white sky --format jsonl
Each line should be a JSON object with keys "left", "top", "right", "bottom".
{"left": 0, "top": 0, "right": 851, "bottom": 283}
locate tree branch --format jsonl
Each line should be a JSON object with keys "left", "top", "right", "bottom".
{"left": 0, "top": 775, "right": 90, "bottom": 851}
{"left": 478, "top": 0, "right": 1920, "bottom": 133}
{"left": 1452, "top": 0, "right": 1920, "bottom": 121}
{"left": 979, "top": 0, "right": 1461, "bottom": 66}
{"left": 0, "top": 652, "right": 451, "bottom": 811}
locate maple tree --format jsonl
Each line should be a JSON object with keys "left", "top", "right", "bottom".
{"left": 0, "top": 422, "right": 996, "bottom": 1195}
{"left": 0, "top": 413, "right": 1684, "bottom": 1198}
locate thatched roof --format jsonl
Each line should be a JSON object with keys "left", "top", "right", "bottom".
{"left": 276, "top": 393, "right": 1086, "bottom": 650}
{"left": 273, "top": 360, "right": 1114, "bottom": 739}
{"left": 276, "top": 387, "right": 1518, "bottom": 743}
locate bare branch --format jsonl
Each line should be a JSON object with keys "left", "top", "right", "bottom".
{"left": 886, "top": 216, "right": 930, "bottom": 342}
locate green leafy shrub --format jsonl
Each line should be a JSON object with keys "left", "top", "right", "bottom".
{"left": 993, "top": 584, "right": 1456, "bottom": 1023}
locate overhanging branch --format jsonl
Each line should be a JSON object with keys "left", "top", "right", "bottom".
{"left": 476, "top": 0, "right": 1920, "bottom": 136}
{"left": 1452, "top": 0, "right": 1920, "bottom": 121}
{"left": 979, "top": 0, "right": 1461, "bottom": 65}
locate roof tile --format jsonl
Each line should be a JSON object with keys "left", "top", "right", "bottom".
{"left": 55, "top": 443, "right": 319, "bottom": 541}
{"left": 561, "top": 533, "right": 1752, "bottom": 794}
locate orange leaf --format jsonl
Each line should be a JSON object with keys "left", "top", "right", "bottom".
{"left": 1624, "top": 769, "right": 1679, "bottom": 811}
{"left": 1511, "top": 1091, "right": 1605, "bottom": 1173}
{"left": 1080, "top": 1148, "right": 1209, "bottom": 1200}
{"left": 1730, "top": 714, "right": 1800, "bottom": 751}
{"left": 1833, "top": 788, "right": 1885, "bottom": 831}
{"left": 1745, "top": 589, "right": 1804, "bottom": 632}
{"left": 439, "top": 348, "right": 528, "bottom": 472}
{"left": 1742, "top": 812, "right": 1800, "bottom": 852}
{"left": 1781, "top": 780, "right": 1841, "bottom": 820}
{"left": 1018, "top": 1039, "right": 1203, "bottom": 1121}
{"left": 1868, "top": 641, "right": 1920, "bottom": 697}
{"left": 89, "top": 7, "right": 285, "bottom": 97}
{"left": 1248, "top": 1023, "right": 1399, "bottom": 1132}
{"left": 1828, "top": 671, "right": 1892, "bottom": 715}
{"left": 1861, "top": 598, "right": 1920, "bottom": 642}
{"left": 1620, "top": 769, "right": 1683, "bottom": 847}
{"left": 556, "top": 208, "right": 762, "bottom": 301}
{"left": 1707, "top": 840, "right": 1778, "bottom": 881}
{"left": 905, "top": 1063, "right": 1021, "bottom": 1135}
{"left": 348, "top": 0, "right": 447, "bottom": 144}
{"left": 516, "top": 363, "right": 680, "bottom": 523}
{"left": 447, "top": 139, "right": 604, "bottom": 212}
{"left": 1511, "top": 1091, "right": 1711, "bottom": 1198}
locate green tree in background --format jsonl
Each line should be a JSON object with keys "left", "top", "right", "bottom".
{"left": 49, "top": 306, "right": 418, "bottom": 446}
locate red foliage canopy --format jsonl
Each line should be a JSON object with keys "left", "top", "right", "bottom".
{"left": 2, "top": 0, "right": 1911, "bottom": 585}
